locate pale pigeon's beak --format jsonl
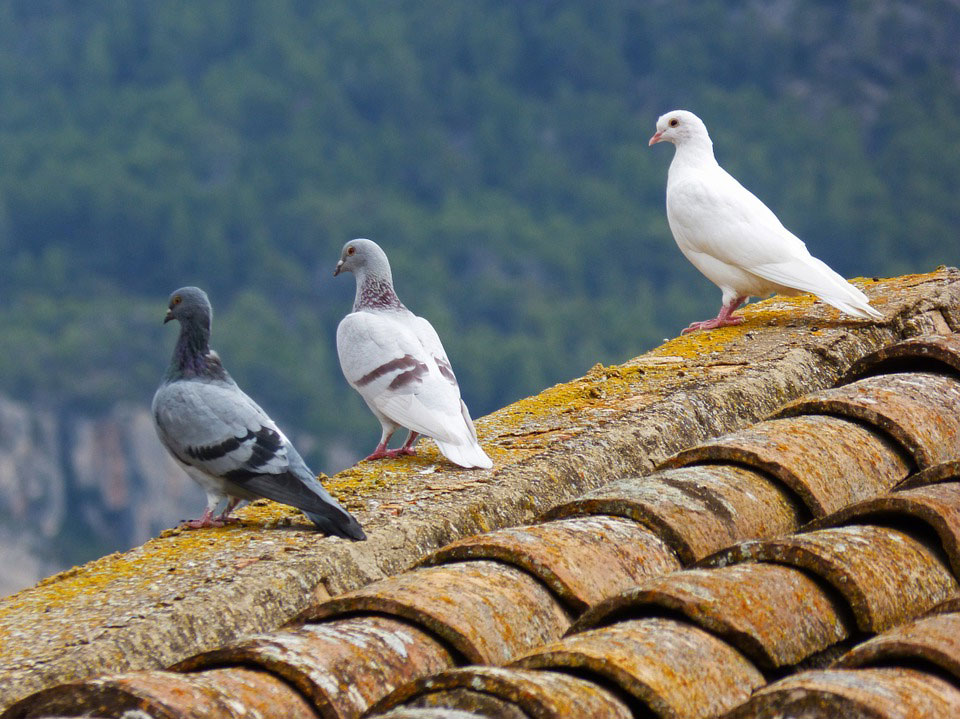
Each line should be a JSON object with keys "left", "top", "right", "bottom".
{"left": 163, "top": 309, "right": 174, "bottom": 324}
{"left": 648, "top": 130, "right": 664, "bottom": 146}
{"left": 333, "top": 260, "right": 344, "bottom": 277}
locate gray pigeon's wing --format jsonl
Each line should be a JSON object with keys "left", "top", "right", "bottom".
{"left": 152, "top": 379, "right": 365, "bottom": 539}
{"left": 152, "top": 378, "right": 289, "bottom": 477}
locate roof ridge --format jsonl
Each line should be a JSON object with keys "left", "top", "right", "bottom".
{"left": 4, "top": 271, "right": 960, "bottom": 715}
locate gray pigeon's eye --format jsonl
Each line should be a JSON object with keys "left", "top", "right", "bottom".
{"left": 172, "top": 296, "right": 182, "bottom": 306}
{"left": 669, "top": 118, "right": 679, "bottom": 127}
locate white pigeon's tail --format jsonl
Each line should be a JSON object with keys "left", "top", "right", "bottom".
{"left": 803, "top": 256, "right": 883, "bottom": 320}
{"left": 433, "top": 400, "right": 493, "bottom": 469}
{"left": 755, "top": 255, "right": 883, "bottom": 321}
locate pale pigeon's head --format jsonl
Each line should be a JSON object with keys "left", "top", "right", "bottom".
{"left": 333, "top": 238, "right": 391, "bottom": 278}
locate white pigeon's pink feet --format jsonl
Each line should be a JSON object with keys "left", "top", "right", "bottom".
{"left": 682, "top": 315, "right": 745, "bottom": 334}
{"left": 682, "top": 296, "right": 747, "bottom": 334}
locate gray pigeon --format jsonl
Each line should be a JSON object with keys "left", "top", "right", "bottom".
{"left": 152, "top": 287, "right": 365, "bottom": 539}
{"left": 334, "top": 239, "right": 493, "bottom": 469}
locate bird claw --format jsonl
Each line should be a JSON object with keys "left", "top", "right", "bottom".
{"left": 182, "top": 516, "right": 226, "bottom": 529}
{"left": 364, "top": 447, "right": 416, "bottom": 461}
{"left": 681, "top": 316, "right": 744, "bottom": 334}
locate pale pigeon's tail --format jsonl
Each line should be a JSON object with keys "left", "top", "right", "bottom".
{"left": 433, "top": 400, "right": 493, "bottom": 469}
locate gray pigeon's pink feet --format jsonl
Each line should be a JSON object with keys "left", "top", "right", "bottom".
{"left": 384, "top": 446, "right": 417, "bottom": 458}
{"left": 682, "top": 316, "right": 744, "bottom": 334}
{"left": 182, "top": 509, "right": 226, "bottom": 529}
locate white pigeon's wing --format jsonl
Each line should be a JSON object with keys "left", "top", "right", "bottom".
{"left": 667, "top": 165, "right": 881, "bottom": 318}
{"left": 667, "top": 167, "right": 810, "bottom": 269}
{"left": 337, "top": 311, "right": 468, "bottom": 444}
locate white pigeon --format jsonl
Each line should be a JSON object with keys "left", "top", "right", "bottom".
{"left": 334, "top": 239, "right": 493, "bottom": 469}
{"left": 649, "top": 109, "right": 882, "bottom": 333}
{"left": 152, "top": 286, "right": 366, "bottom": 539}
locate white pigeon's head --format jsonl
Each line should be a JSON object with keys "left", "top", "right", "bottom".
{"left": 334, "top": 238, "right": 391, "bottom": 278}
{"left": 649, "top": 110, "right": 710, "bottom": 148}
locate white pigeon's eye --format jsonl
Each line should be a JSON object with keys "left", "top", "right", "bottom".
{"left": 347, "top": 246, "right": 356, "bottom": 256}
{"left": 669, "top": 118, "right": 679, "bottom": 128}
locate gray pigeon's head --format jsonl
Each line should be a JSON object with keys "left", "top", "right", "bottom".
{"left": 649, "top": 109, "right": 710, "bottom": 148}
{"left": 164, "top": 286, "right": 212, "bottom": 327}
{"left": 333, "top": 238, "right": 391, "bottom": 278}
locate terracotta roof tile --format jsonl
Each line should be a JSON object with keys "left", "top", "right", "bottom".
{"left": 296, "top": 560, "right": 572, "bottom": 665}
{"left": 775, "top": 372, "right": 960, "bottom": 469}
{"left": 512, "top": 618, "right": 765, "bottom": 718}
{"left": 544, "top": 464, "right": 804, "bottom": 563}
{"left": 371, "top": 665, "right": 632, "bottom": 719}
{"left": 419, "top": 516, "right": 681, "bottom": 612}
{"left": 573, "top": 562, "right": 851, "bottom": 670}
{"left": 727, "top": 667, "right": 960, "bottom": 718}
{"left": 661, "top": 413, "right": 910, "bottom": 518}
{"left": 835, "top": 609, "right": 960, "bottom": 682}
{"left": 703, "top": 524, "right": 958, "bottom": 634}
{"left": 9, "top": 667, "right": 316, "bottom": 719}
{"left": 809, "top": 482, "right": 960, "bottom": 578}
{"left": 173, "top": 616, "right": 454, "bottom": 718}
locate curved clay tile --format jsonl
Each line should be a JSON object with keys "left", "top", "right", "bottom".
{"left": 701, "top": 525, "right": 959, "bottom": 633}
{"left": 296, "top": 560, "right": 571, "bottom": 665}
{"left": 775, "top": 372, "right": 960, "bottom": 469}
{"left": 807, "top": 482, "right": 960, "bottom": 579}
{"left": 542, "top": 465, "right": 803, "bottom": 564}
{"left": 371, "top": 665, "right": 632, "bottom": 719}
{"left": 843, "top": 333, "right": 960, "bottom": 383}
{"left": 725, "top": 667, "right": 960, "bottom": 719}
{"left": 834, "top": 610, "right": 960, "bottom": 684}
{"left": 659, "top": 415, "right": 910, "bottom": 517}
{"left": 512, "top": 618, "right": 764, "bottom": 719}
{"left": 172, "top": 616, "right": 454, "bottom": 719}
{"left": 419, "top": 516, "right": 681, "bottom": 613}
{"left": 900, "top": 459, "right": 960, "bottom": 490}
{"left": 573, "top": 562, "right": 851, "bottom": 670}
{"left": 3, "top": 667, "right": 315, "bottom": 719}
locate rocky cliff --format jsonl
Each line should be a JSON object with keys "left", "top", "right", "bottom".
{"left": 0, "top": 398, "right": 200, "bottom": 596}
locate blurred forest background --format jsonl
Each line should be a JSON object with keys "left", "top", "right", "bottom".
{"left": 0, "top": 0, "right": 959, "bottom": 593}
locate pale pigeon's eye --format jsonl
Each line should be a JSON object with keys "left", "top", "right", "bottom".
{"left": 669, "top": 118, "right": 679, "bottom": 127}
{"left": 347, "top": 246, "right": 356, "bottom": 256}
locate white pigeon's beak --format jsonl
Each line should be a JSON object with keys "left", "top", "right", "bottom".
{"left": 333, "top": 260, "right": 344, "bottom": 277}
{"left": 648, "top": 130, "right": 664, "bottom": 146}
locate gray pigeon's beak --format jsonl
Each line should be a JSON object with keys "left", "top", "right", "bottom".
{"left": 333, "top": 260, "right": 344, "bottom": 277}
{"left": 648, "top": 130, "right": 664, "bottom": 146}
{"left": 164, "top": 309, "right": 174, "bottom": 324}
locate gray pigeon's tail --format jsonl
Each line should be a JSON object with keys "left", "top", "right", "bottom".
{"left": 304, "top": 506, "right": 367, "bottom": 541}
